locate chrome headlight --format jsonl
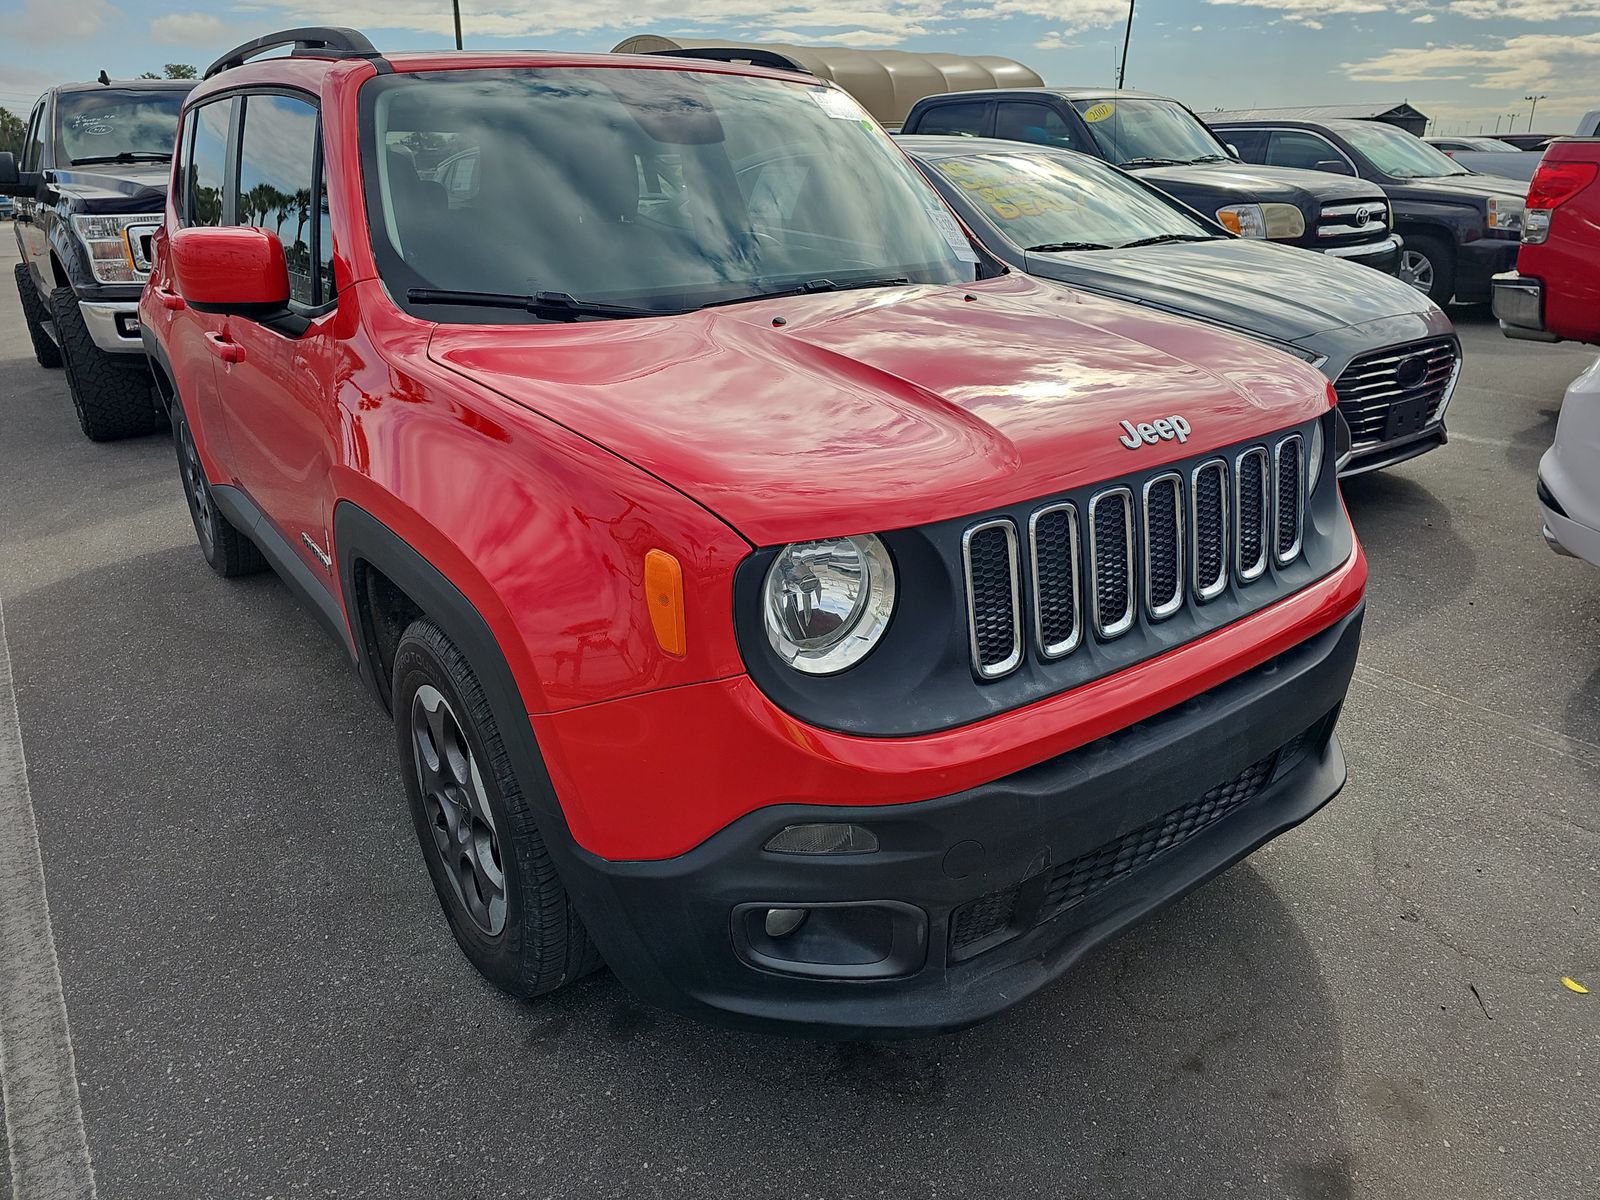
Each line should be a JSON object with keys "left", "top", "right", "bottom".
{"left": 1307, "top": 416, "right": 1326, "bottom": 493}
{"left": 762, "top": 535, "right": 896, "bottom": 675}
{"left": 1486, "top": 196, "right": 1523, "bottom": 233}
{"left": 70, "top": 212, "right": 158, "bottom": 284}
{"left": 1217, "top": 202, "right": 1305, "bottom": 240}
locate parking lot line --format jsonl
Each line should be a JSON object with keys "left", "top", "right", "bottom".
{"left": 0, "top": 595, "right": 97, "bottom": 1200}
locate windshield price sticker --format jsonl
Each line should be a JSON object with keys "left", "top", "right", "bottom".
{"left": 921, "top": 197, "right": 980, "bottom": 262}
{"left": 810, "top": 88, "right": 868, "bottom": 121}
{"left": 1082, "top": 102, "right": 1115, "bottom": 123}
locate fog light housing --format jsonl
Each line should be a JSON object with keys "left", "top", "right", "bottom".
{"left": 763, "top": 907, "right": 809, "bottom": 937}
{"left": 764, "top": 823, "right": 879, "bottom": 855}
{"left": 732, "top": 901, "right": 928, "bottom": 979}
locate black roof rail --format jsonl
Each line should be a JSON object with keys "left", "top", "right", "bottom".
{"left": 641, "top": 47, "right": 813, "bottom": 76}
{"left": 203, "top": 27, "right": 382, "bottom": 80}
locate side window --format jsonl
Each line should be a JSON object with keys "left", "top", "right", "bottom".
{"left": 994, "top": 103, "right": 1083, "bottom": 152}
{"left": 1268, "top": 130, "right": 1351, "bottom": 174}
{"left": 22, "top": 102, "right": 46, "bottom": 171}
{"left": 237, "top": 93, "right": 321, "bottom": 305}
{"left": 316, "top": 151, "right": 335, "bottom": 301}
{"left": 186, "top": 99, "right": 231, "bottom": 228}
{"left": 916, "top": 101, "right": 988, "bottom": 138}
{"left": 1220, "top": 128, "right": 1267, "bottom": 162}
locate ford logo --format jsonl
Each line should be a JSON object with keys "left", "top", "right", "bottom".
{"left": 1395, "top": 354, "right": 1431, "bottom": 390}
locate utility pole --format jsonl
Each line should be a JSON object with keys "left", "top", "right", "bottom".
{"left": 1117, "top": 0, "right": 1135, "bottom": 88}
{"left": 452, "top": 0, "right": 463, "bottom": 50}
{"left": 1524, "top": 94, "right": 1547, "bottom": 130}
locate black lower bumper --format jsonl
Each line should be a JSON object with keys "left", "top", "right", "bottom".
{"left": 1456, "top": 237, "right": 1521, "bottom": 303}
{"left": 1341, "top": 424, "right": 1448, "bottom": 476}
{"left": 565, "top": 606, "right": 1364, "bottom": 1039}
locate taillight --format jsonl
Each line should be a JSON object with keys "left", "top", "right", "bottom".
{"left": 1523, "top": 160, "right": 1599, "bottom": 244}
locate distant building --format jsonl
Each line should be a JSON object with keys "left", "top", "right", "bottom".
{"left": 610, "top": 37, "right": 1042, "bottom": 128}
{"left": 1204, "top": 102, "right": 1431, "bottom": 137}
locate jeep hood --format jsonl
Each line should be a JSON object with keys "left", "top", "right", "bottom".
{"left": 425, "top": 273, "right": 1329, "bottom": 545}
{"left": 1025, "top": 238, "right": 1433, "bottom": 342}
{"left": 51, "top": 164, "right": 170, "bottom": 214}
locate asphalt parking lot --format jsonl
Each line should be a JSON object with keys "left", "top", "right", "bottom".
{"left": 1, "top": 229, "right": 1596, "bottom": 1200}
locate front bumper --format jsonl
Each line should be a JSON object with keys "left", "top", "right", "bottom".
{"left": 1321, "top": 233, "right": 1401, "bottom": 274}
{"left": 1457, "top": 237, "right": 1521, "bottom": 303}
{"left": 78, "top": 299, "right": 145, "bottom": 354}
{"left": 1535, "top": 355, "right": 1600, "bottom": 569}
{"left": 560, "top": 606, "right": 1363, "bottom": 1038}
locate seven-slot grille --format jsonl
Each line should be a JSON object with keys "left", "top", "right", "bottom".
{"left": 1333, "top": 338, "right": 1459, "bottom": 448}
{"left": 962, "top": 430, "right": 1308, "bottom": 679}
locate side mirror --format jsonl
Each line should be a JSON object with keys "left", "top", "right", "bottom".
{"left": 1225, "top": 143, "right": 1241, "bottom": 160}
{"left": 1314, "top": 158, "right": 1355, "bottom": 176}
{"left": 171, "top": 226, "right": 290, "bottom": 315}
{"left": 0, "top": 152, "right": 19, "bottom": 195}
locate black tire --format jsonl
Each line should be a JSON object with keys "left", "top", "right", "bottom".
{"left": 14, "top": 263, "right": 62, "bottom": 368}
{"left": 1398, "top": 234, "right": 1456, "bottom": 306}
{"left": 394, "top": 617, "right": 601, "bottom": 998}
{"left": 171, "top": 400, "right": 267, "bottom": 577}
{"left": 48, "top": 286, "right": 163, "bottom": 441}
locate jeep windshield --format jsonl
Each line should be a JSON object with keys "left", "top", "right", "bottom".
{"left": 926, "top": 149, "right": 1220, "bottom": 252}
{"left": 362, "top": 68, "right": 981, "bottom": 321}
{"left": 1069, "top": 98, "right": 1231, "bottom": 168}
{"left": 58, "top": 89, "right": 186, "bottom": 166}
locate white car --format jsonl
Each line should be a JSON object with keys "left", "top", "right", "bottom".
{"left": 1539, "top": 354, "right": 1600, "bottom": 567}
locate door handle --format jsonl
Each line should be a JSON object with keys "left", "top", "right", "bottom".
{"left": 153, "top": 287, "right": 185, "bottom": 311}
{"left": 204, "top": 331, "right": 245, "bottom": 364}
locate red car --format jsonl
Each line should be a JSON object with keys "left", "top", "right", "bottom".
{"left": 1494, "top": 138, "right": 1600, "bottom": 345}
{"left": 140, "top": 28, "right": 1367, "bottom": 1036}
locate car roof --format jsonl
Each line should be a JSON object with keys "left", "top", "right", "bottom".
{"left": 53, "top": 79, "right": 197, "bottom": 95}
{"left": 916, "top": 85, "right": 1180, "bottom": 104}
{"left": 897, "top": 134, "right": 1097, "bottom": 165}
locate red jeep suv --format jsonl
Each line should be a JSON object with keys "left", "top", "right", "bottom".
{"left": 140, "top": 28, "right": 1367, "bottom": 1036}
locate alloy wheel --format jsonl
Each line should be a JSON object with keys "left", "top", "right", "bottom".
{"left": 178, "top": 418, "right": 217, "bottom": 557}
{"left": 1398, "top": 250, "right": 1434, "bottom": 294}
{"left": 411, "top": 684, "right": 507, "bottom": 935}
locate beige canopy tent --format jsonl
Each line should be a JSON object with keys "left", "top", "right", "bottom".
{"left": 610, "top": 37, "right": 1043, "bottom": 128}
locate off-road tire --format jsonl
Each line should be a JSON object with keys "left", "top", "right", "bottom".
{"left": 171, "top": 400, "right": 266, "bottom": 577}
{"left": 14, "top": 263, "right": 62, "bottom": 368}
{"left": 48, "top": 286, "right": 163, "bottom": 441}
{"left": 1399, "top": 234, "right": 1456, "bottom": 307}
{"left": 394, "top": 617, "right": 601, "bottom": 997}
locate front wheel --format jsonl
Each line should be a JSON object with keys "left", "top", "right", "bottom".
{"left": 48, "top": 287, "right": 163, "bottom": 441}
{"left": 13, "top": 263, "right": 62, "bottom": 368}
{"left": 1397, "top": 235, "right": 1456, "bottom": 306}
{"left": 393, "top": 617, "right": 601, "bottom": 997}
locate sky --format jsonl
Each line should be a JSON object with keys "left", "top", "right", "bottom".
{"left": 1, "top": 0, "right": 1595, "bottom": 136}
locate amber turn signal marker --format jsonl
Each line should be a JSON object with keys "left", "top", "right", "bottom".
{"left": 644, "top": 549, "right": 687, "bottom": 657}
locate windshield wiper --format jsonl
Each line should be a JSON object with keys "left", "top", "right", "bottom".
{"left": 1119, "top": 156, "right": 1186, "bottom": 167}
{"left": 406, "top": 288, "right": 659, "bottom": 320}
{"left": 1118, "top": 234, "right": 1222, "bottom": 248}
{"left": 70, "top": 151, "right": 171, "bottom": 165}
{"left": 1189, "top": 154, "right": 1232, "bottom": 163}
{"left": 698, "top": 275, "right": 911, "bottom": 309}
{"left": 1024, "top": 241, "right": 1112, "bottom": 253}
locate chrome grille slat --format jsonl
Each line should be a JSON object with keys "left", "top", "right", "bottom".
{"left": 1089, "top": 489, "right": 1136, "bottom": 640}
{"left": 1141, "top": 473, "right": 1184, "bottom": 621}
{"left": 960, "top": 430, "right": 1309, "bottom": 680}
{"left": 962, "top": 520, "right": 1022, "bottom": 679}
{"left": 1028, "top": 503, "right": 1082, "bottom": 659}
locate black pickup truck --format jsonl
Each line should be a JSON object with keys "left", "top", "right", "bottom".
{"left": 900, "top": 88, "right": 1401, "bottom": 272}
{"left": 1, "top": 78, "right": 192, "bottom": 440}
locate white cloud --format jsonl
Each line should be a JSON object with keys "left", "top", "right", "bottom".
{"left": 1411, "top": 11, "right": 1436, "bottom": 19}
{"left": 1032, "top": 32, "right": 1081, "bottom": 49}
{"left": 150, "top": 12, "right": 229, "bottom": 46}
{"left": 14, "top": 0, "right": 118, "bottom": 45}
{"left": 1343, "top": 30, "right": 1600, "bottom": 92}
{"left": 1448, "top": 0, "right": 1600, "bottom": 18}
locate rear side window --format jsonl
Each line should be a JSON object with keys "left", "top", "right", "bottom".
{"left": 994, "top": 103, "right": 1083, "bottom": 152}
{"left": 1219, "top": 127, "right": 1267, "bottom": 162}
{"left": 186, "top": 100, "right": 232, "bottom": 227}
{"left": 237, "top": 93, "right": 322, "bottom": 305}
{"left": 916, "top": 101, "right": 988, "bottom": 137}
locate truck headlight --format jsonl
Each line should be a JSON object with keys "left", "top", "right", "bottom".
{"left": 762, "top": 535, "right": 896, "bottom": 675}
{"left": 1486, "top": 196, "right": 1523, "bottom": 233}
{"left": 1216, "top": 203, "right": 1305, "bottom": 240}
{"left": 69, "top": 213, "right": 156, "bottom": 284}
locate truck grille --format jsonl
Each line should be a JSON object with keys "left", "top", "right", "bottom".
{"left": 1317, "top": 198, "right": 1389, "bottom": 241}
{"left": 962, "top": 430, "right": 1305, "bottom": 678}
{"left": 1332, "top": 338, "right": 1459, "bottom": 448}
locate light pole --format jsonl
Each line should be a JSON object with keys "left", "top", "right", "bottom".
{"left": 1117, "top": 0, "right": 1135, "bottom": 88}
{"left": 452, "top": 0, "right": 463, "bottom": 50}
{"left": 1494, "top": 114, "right": 1502, "bottom": 133}
{"left": 1524, "top": 94, "right": 1547, "bottom": 130}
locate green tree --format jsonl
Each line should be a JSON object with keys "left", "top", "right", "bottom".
{"left": 162, "top": 64, "right": 197, "bottom": 79}
{"left": 0, "top": 107, "right": 24, "bottom": 157}
{"left": 137, "top": 72, "right": 160, "bottom": 79}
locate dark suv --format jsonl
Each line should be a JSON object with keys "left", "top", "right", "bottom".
{"left": 0, "top": 78, "right": 193, "bottom": 440}
{"left": 1208, "top": 117, "right": 1527, "bottom": 305}
{"left": 901, "top": 88, "right": 1400, "bottom": 272}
